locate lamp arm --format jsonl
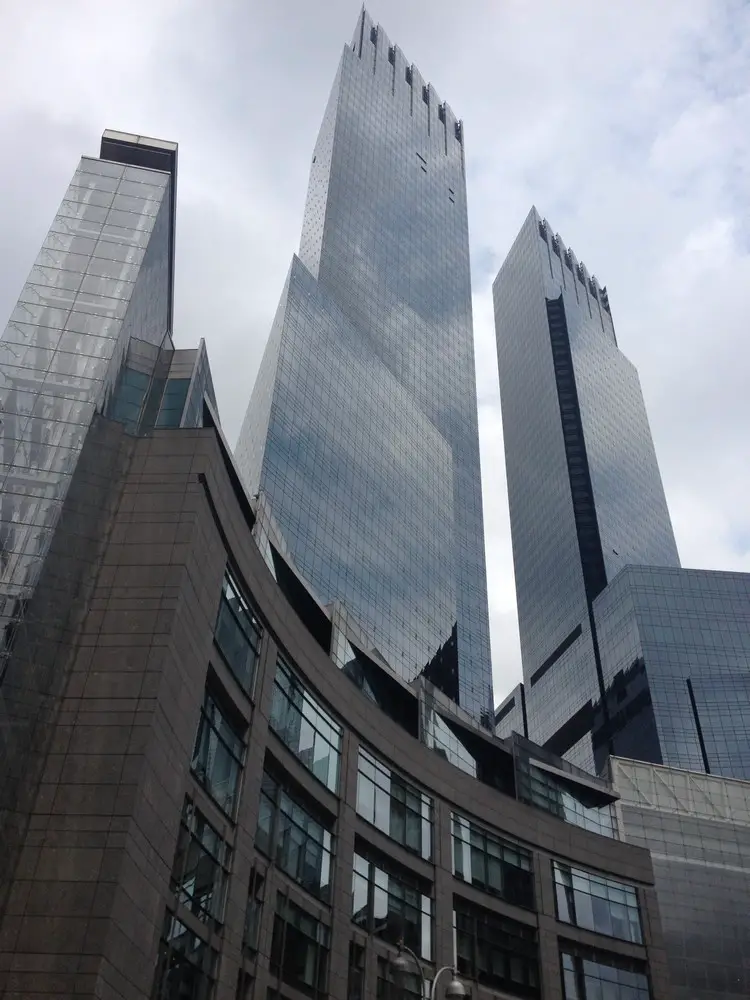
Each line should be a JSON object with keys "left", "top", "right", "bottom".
{"left": 398, "top": 941, "right": 427, "bottom": 991}
{"left": 430, "top": 965, "right": 457, "bottom": 1000}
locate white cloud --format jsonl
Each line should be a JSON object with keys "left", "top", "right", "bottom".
{"left": 0, "top": 0, "right": 748, "bottom": 704}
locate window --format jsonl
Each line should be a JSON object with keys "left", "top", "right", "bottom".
{"left": 235, "top": 970, "right": 253, "bottom": 1000}
{"left": 454, "top": 899, "right": 540, "bottom": 998}
{"left": 243, "top": 867, "right": 265, "bottom": 954}
{"left": 256, "top": 771, "right": 333, "bottom": 901}
{"left": 352, "top": 851, "right": 432, "bottom": 960}
{"left": 170, "top": 799, "right": 231, "bottom": 928}
{"left": 560, "top": 946, "right": 650, "bottom": 1000}
{"left": 156, "top": 377, "right": 190, "bottom": 427}
{"left": 215, "top": 571, "right": 262, "bottom": 693}
{"left": 357, "top": 748, "right": 432, "bottom": 859}
{"left": 270, "top": 894, "right": 330, "bottom": 999}
{"left": 110, "top": 366, "right": 150, "bottom": 430}
{"left": 152, "top": 913, "right": 217, "bottom": 1000}
{"left": 553, "top": 862, "right": 642, "bottom": 944}
{"left": 349, "top": 942, "right": 366, "bottom": 1000}
{"left": 190, "top": 689, "right": 245, "bottom": 816}
{"left": 452, "top": 814, "right": 534, "bottom": 909}
{"left": 269, "top": 658, "right": 342, "bottom": 792}
{"left": 516, "top": 757, "right": 615, "bottom": 838}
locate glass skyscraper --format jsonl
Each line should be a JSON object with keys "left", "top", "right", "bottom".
{"left": 493, "top": 208, "right": 679, "bottom": 766}
{"left": 236, "top": 9, "right": 493, "bottom": 719}
{"left": 0, "top": 129, "right": 217, "bottom": 880}
{"left": 493, "top": 208, "right": 750, "bottom": 780}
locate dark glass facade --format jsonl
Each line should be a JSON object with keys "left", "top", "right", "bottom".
{"left": 235, "top": 9, "right": 493, "bottom": 720}
{"left": 611, "top": 756, "right": 750, "bottom": 1000}
{"left": 492, "top": 208, "right": 750, "bottom": 781}
{"left": 594, "top": 565, "right": 750, "bottom": 780}
{"left": 493, "top": 208, "right": 680, "bottom": 765}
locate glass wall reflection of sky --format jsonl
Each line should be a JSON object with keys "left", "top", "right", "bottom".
{"left": 0, "top": 153, "right": 171, "bottom": 666}
{"left": 236, "top": 9, "right": 493, "bottom": 719}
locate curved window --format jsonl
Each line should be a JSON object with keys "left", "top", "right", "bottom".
{"left": 270, "top": 895, "right": 330, "bottom": 999}
{"left": 214, "top": 570, "right": 262, "bottom": 693}
{"left": 256, "top": 771, "right": 333, "bottom": 902}
{"left": 356, "top": 748, "right": 432, "bottom": 859}
{"left": 190, "top": 689, "right": 245, "bottom": 817}
{"left": 352, "top": 852, "right": 432, "bottom": 960}
{"left": 561, "top": 946, "right": 649, "bottom": 1000}
{"left": 170, "top": 799, "right": 231, "bottom": 928}
{"left": 553, "top": 863, "right": 642, "bottom": 944}
{"left": 152, "top": 913, "right": 217, "bottom": 1000}
{"left": 452, "top": 813, "right": 534, "bottom": 910}
{"left": 269, "top": 658, "right": 342, "bottom": 792}
{"left": 454, "top": 899, "right": 539, "bottom": 998}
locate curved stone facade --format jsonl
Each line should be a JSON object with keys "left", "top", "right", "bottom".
{"left": 0, "top": 423, "right": 670, "bottom": 1000}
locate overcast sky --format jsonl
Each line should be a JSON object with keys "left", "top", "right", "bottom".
{"left": 1, "top": 0, "right": 748, "bottom": 702}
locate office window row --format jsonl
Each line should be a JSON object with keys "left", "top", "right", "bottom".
{"left": 256, "top": 770, "right": 333, "bottom": 902}
{"left": 269, "top": 657, "right": 342, "bottom": 792}
{"left": 214, "top": 569, "right": 262, "bottom": 693}
{"left": 352, "top": 851, "right": 433, "bottom": 960}
{"left": 356, "top": 747, "right": 433, "bottom": 859}
{"left": 452, "top": 812, "right": 534, "bottom": 909}
{"left": 553, "top": 862, "right": 642, "bottom": 944}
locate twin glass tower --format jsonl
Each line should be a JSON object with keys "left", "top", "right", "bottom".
{"left": 236, "top": 9, "right": 494, "bottom": 720}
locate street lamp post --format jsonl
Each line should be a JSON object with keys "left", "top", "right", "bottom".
{"left": 391, "top": 942, "right": 466, "bottom": 1000}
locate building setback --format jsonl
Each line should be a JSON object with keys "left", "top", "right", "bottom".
{"left": 492, "top": 208, "right": 750, "bottom": 780}
{"left": 235, "top": 9, "right": 493, "bottom": 722}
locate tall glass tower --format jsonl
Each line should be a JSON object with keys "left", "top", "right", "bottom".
{"left": 493, "top": 208, "right": 680, "bottom": 768}
{"left": 0, "top": 129, "right": 218, "bottom": 887}
{"left": 236, "top": 9, "right": 493, "bottom": 720}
